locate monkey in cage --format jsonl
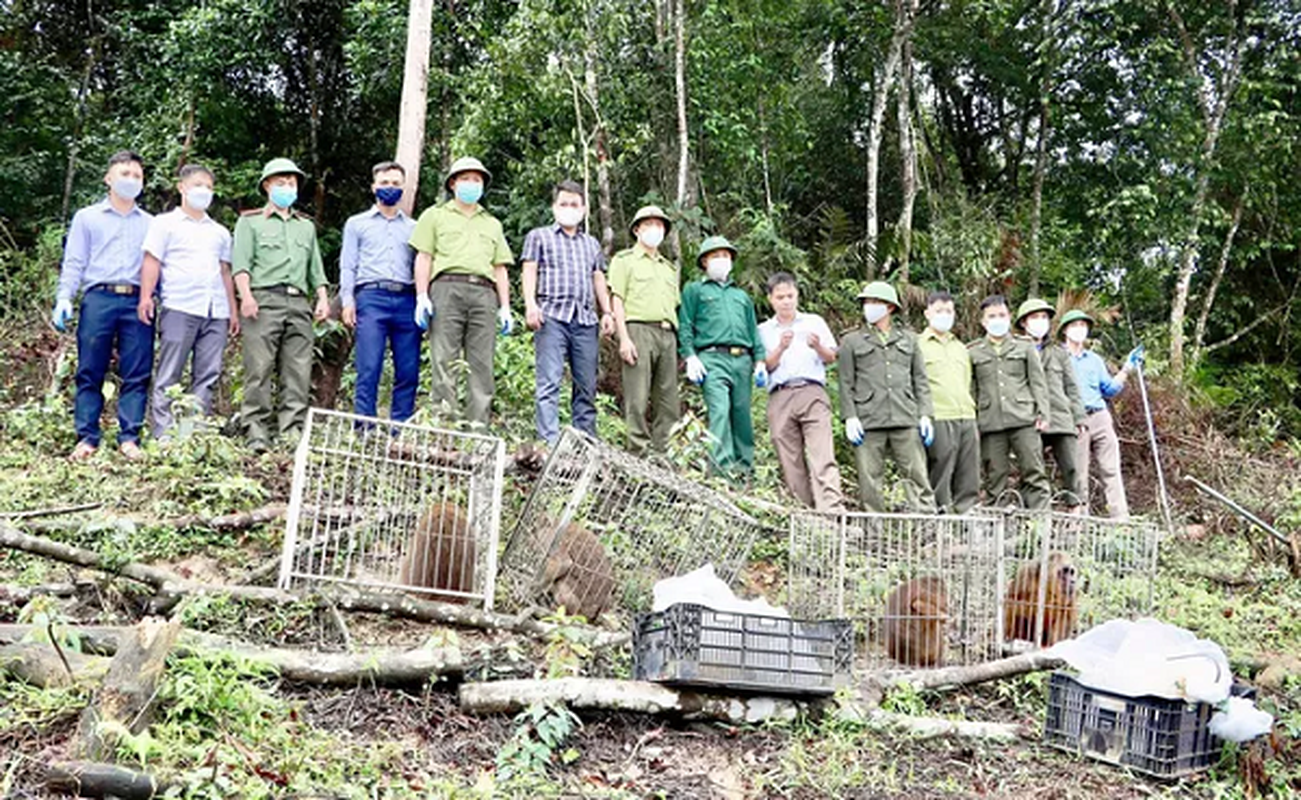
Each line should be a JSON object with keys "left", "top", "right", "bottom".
{"left": 883, "top": 576, "right": 949, "bottom": 667}
{"left": 1003, "top": 551, "right": 1078, "bottom": 646}
{"left": 534, "top": 521, "right": 616, "bottom": 622}
{"left": 398, "top": 501, "right": 478, "bottom": 603}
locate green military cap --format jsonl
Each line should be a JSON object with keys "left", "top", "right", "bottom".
{"left": 445, "top": 156, "right": 492, "bottom": 190}
{"left": 696, "top": 235, "right": 738, "bottom": 267}
{"left": 1015, "top": 297, "right": 1056, "bottom": 326}
{"left": 1057, "top": 309, "right": 1094, "bottom": 331}
{"left": 857, "top": 280, "right": 901, "bottom": 308}
{"left": 258, "top": 157, "right": 307, "bottom": 185}
{"left": 629, "top": 205, "right": 672, "bottom": 235}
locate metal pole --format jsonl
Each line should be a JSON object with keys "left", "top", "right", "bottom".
{"left": 1184, "top": 474, "right": 1291, "bottom": 547}
{"left": 1134, "top": 362, "right": 1176, "bottom": 538}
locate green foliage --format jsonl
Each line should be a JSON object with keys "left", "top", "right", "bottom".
{"left": 494, "top": 701, "right": 582, "bottom": 788}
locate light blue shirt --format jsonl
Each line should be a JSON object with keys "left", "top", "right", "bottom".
{"left": 142, "top": 208, "right": 233, "bottom": 319}
{"left": 339, "top": 206, "right": 417, "bottom": 307}
{"left": 1070, "top": 348, "right": 1125, "bottom": 411}
{"left": 58, "top": 198, "right": 153, "bottom": 302}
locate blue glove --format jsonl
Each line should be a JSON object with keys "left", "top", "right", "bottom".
{"left": 753, "top": 362, "right": 768, "bottom": 388}
{"left": 415, "top": 296, "right": 434, "bottom": 330}
{"left": 52, "top": 299, "right": 73, "bottom": 332}
{"left": 1126, "top": 344, "right": 1145, "bottom": 370}
{"left": 498, "top": 307, "right": 513, "bottom": 336}
{"left": 685, "top": 355, "right": 707, "bottom": 385}
{"left": 919, "top": 416, "right": 934, "bottom": 447}
{"left": 845, "top": 417, "right": 864, "bottom": 446}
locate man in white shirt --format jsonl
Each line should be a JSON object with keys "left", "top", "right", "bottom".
{"left": 137, "top": 164, "right": 238, "bottom": 440}
{"left": 758, "top": 272, "right": 843, "bottom": 511}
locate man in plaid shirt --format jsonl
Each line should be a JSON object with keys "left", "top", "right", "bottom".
{"left": 521, "top": 180, "right": 615, "bottom": 445}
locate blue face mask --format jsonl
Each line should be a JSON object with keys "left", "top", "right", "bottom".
{"left": 455, "top": 181, "right": 483, "bottom": 205}
{"left": 375, "top": 186, "right": 403, "bottom": 206}
{"left": 269, "top": 185, "right": 297, "bottom": 209}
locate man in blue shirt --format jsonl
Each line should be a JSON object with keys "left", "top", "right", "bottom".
{"left": 340, "top": 161, "right": 420, "bottom": 423}
{"left": 521, "top": 180, "right": 612, "bottom": 445}
{"left": 1059, "top": 309, "right": 1143, "bottom": 519}
{"left": 53, "top": 151, "right": 154, "bottom": 462}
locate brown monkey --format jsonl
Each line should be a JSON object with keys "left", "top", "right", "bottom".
{"left": 882, "top": 576, "right": 949, "bottom": 667}
{"left": 539, "top": 522, "right": 615, "bottom": 622}
{"left": 1003, "top": 552, "right": 1078, "bottom": 646}
{"left": 397, "top": 502, "right": 477, "bottom": 603}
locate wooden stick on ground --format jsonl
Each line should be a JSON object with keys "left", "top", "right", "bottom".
{"left": 0, "top": 502, "right": 105, "bottom": 521}
{"left": 45, "top": 761, "right": 174, "bottom": 800}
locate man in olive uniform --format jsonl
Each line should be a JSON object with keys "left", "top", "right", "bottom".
{"left": 232, "top": 158, "right": 330, "bottom": 453}
{"left": 609, "top": 206, "right": 679, "bottom": 456}
{"left": 1016, "top": 298, "right": 1086, "bottom": 508}
{"left": 968, "top": 295, "right": 1051, "bottom": 510}
{"left": 410, "top": 156, "right": 514, "bottom": 425}
{"left": 678, "top": 236, "right": 767, "bottom": 479}
{"left": 919, "top": 290, "right": 980, "bottom": 514}
{"left": 838, "top": 281, "right": 935, "bottom": 512}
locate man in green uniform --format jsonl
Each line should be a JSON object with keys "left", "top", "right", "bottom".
{"left": 968, "top": 294, "right": 1051, "bottom": 510}
{"left": 232, "top": 158, "right": 330, "bottom": 453}
{"left": 609, "top": 206, "right": 679, "bottom": 456}
{"left": 678, "top": 236, "right": 767, "bottom": 479}
{"left": 409, "top": 156, "right": 514, "bottom": 425}
{"left": 1016, "top": 298, "right": 1086, "bottom": 509}
{"left": 919, "top": 290, "right": 980, "bottom": 514}
{"left": 838, "top": 281, "right": 935, "bottom": 512}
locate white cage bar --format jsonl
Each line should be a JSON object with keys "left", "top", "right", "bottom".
{"left": 278, "top": 408, "right": 507, "bottom": 610}
{"left": 499, "top": 428, "right": 766, "bottom": 618}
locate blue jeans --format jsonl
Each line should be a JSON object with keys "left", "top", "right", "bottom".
{"left": 74, "top": 289, "right": 154, "bottom": 446}
{"left": 353, "top": 287, "right": 422, "bottom": 422}
{"left": 534, "top": 316, "right": 598, "bottom": 444}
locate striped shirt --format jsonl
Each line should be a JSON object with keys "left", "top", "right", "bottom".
{"left": 58, "top": 198, "right": 153, "bottom": 302}
{"left": 520, "top": 224, "right": 607, "bottom": 325}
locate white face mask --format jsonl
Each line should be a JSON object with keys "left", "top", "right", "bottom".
{"left": 1025, "top": 318, "right": 1051, "bottom": 340}
{"left": 554, "top": 205, "right": 584, "bottom": 228}
{"left": 984, "top": 317, "right": 1011, "bottom": 338}
{"left": 1065, "top": 323, "right": 1089, "bottom": 344}
{"left": 638, "top": 226, "right": 665, "bottom": 249}
{"left": 863, "top": 302, "right": 888, "bottom": 325}
{"left": 929, "top": 312, "right": 954, "bottom": 334}
{"left": 186, "top": 186, "right": 214, "bottom": 212}
{"left": 705, "top": 257, "right": 732, "bottom": 282}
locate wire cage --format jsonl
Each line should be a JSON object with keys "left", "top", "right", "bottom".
{"left": 278, "top": 408, "right": 507, "bottom": 610}
{"left": 499, "top": 428, "right": 767, "bottom": 618}
{"left": 787, "top": 511, "right": 1005, "bottom": 671}
{"left": 786, "top": 510, "right": 1160, "bottom": 673}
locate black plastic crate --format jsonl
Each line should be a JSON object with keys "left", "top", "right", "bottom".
{"left": 632, "top": 603, "right": 853, "bottom": 696}
{"left": 1043, "top": 671, "right": 1224, "bottom": 778}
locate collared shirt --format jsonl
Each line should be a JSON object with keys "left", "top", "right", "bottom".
{"left": 521, "top": 224, "right": 607, "bottom": 325}
{"left": 58, "top": 198, "right": 153, "bottom": 302}
{"left": 408, "top": 200, "right": 513, "bottom": 281}
{"left": 230, "top": 207, "right": 326, "bottom": 294}
{"left": 339, "top": 206, "right": 417, "bottom": 307}
{"left": 608, "top": 245, "right": 679, "bottom": 324}
{"left": 758, "top": 312, "right": 836, "bottom": 391}
{"left": 678, "top": 278, "right": 766, "bottom": 360}
{"left": 918, "top": 328, "right": 976, "bottom": 420}
{"left": 1037, "top": 341, "right": 1086, "bottom": 433}
{"left": 1070, "top": 349, "right": 1125, "bottom": 411}
{"left": 838, "top": 325, "right": 933, "bottom": 429}
{"left": 142, "top": 208, "right": 233, "bottom": 319}
{"left": 967, "top": 335, "right": 1050, "bottom": 433}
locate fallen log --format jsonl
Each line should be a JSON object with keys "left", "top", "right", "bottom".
{"left": 864, "top": 709, "right": 1025, "bottom": 742}
{"left": 74, "top": 617, "right": 181, "bottom": 761}
{"left": 0, "top": 502, "right": 105, "bottom": 521}
{"left": 0, "top": 624, "right": 463, "bottom": 687}
{"left": 45, "top": 761, "right": 174, "bottom": 799}
{"left": 857, "top": 651, "right": 1066, "bottom": 707}
{"left": 165, "top": 503, "right": 287, "bottom": 532}
{"left": 0, "top": 525, "right": 183, "bottom": 590}
{"left": 0, "top": 641, "right": 108, "bottom": 688}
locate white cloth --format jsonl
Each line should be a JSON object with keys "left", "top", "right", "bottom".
{"left": 758, "top": 312, "right": 836, "bottom": 392}
{"left": 142, "top": 208, "right": 233, "bottom": 319}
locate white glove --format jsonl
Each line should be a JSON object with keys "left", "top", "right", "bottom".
{"left": 498, "top": 306, "right": 513, "bottom": 336}
{"left": 753, "top": 362, "right": 768, "bottom": 388}
{"left": 845, "top": 416, "right": 864, "bottom": 446}
{"left": 919, "top": 415, "right": 934, "bottom": 447}
{"left": 415, "top": 295, "right": 434, "bottom": 330}
{"left": 685, "top": 355, "right": 707, "bottom": 384}
{"left": 52, "top": 298, "right": 74, "bottom": 332}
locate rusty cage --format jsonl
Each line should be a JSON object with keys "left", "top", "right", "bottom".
{"left": 786, "top": 510, "right": 1160, "bottom": 673}
{"left": 278, "top": 408, "right": 507, "bottom": 609}
{"left": 499, "top": 428, "right": 767, "bottom": 618}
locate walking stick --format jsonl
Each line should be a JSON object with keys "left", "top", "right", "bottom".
{"left": 1134, "top": 359, "right": 1176, "bottom": 538}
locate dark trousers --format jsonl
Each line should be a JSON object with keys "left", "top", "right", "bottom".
{"left": 1042, "top": 432, "right": 1081, "bottom": 506}
{"left": 150, "top": 308, "right": 228, "bottom": 438}
{"left": 353, "top": 287, "right": 422, "bottom": 422}
{"left": 74, "top": 290, "right": 154, "bottom": 446}
{"left": 981, "top": 425, "right": 1051, "bottom": 510}
{"left": 927, "top": 418, "right": 980, "bottom": 513}
{"left": 534, "top": 315, "right": 599, "bottom": 445}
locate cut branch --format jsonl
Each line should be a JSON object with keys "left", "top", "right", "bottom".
{"left": 45, "top": 761, "right": 175, "bottom": 800}
{"left": 74, "top": 617, "right": 181, "bottom": 761}
{"left": 0, "top": 642, "right": 108, "bottom": 688}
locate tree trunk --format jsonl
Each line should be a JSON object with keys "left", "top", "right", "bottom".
{"left": 759, "top": 97, "right": 775, "bottom": 216}
{"left": 585, "top": 10, "right": 615, "bottom": 256}
{"left": 60, "top": 41, "right": 99, "bottom": 225}
{"left": 395, "top": 0, "right": 435, "bottom": 216}
{"left": 1026, "top": 0, "right": 1060, "bottom": 297}
{"left": 74, "top": 617, "right": 181, "bottom": 762}
{"left": 864, "top": 0, "right": 908, "bottom": 277}
{"left": 1190, "top": 192, "right": 1245, "bottom": 369}
{"left": 672, "top": 0, "right": 689, "bottom": 270}
{"left": 894, "top": 0, "right": 919, "bottom": 285}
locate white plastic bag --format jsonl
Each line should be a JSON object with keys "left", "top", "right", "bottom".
{"left": 1210, "top": 696, "right": 1274, "bottom": 743}
{"left": 1048, "top": 618, "right": 1231, "bottom": 703}
{"left": 651, "top": 564, "right": 790, "bottom": 617}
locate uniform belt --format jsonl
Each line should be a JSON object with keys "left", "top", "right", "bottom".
{"left": 699, "top": 344, "right": 752, "bottom": 357}
{"left": 1085, "top": 407, "right": 1106, "bottom": 416}
{"left": 434, "top": 273, "right": 495, "bottom": 289}
{"left": 358, "top": 280, "right": 415, "bottom": 294}
{"left": 772, "top": 379, "right": 821, "bottom": 393}
{"left": 629, "top": 320, "right": 675, "bottom": 331}
{"left": 257, "top": 284, "right": 306, "bottom": 297}
{"left": 87, "top": 283, "right": 139, "bottom": 296}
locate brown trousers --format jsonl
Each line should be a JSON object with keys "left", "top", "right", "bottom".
{"left": 766, "top": 383, "right": 844, "bottom": 512}
{"left": 1076, "top": 408, "right": 1129, "bottom": 519}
